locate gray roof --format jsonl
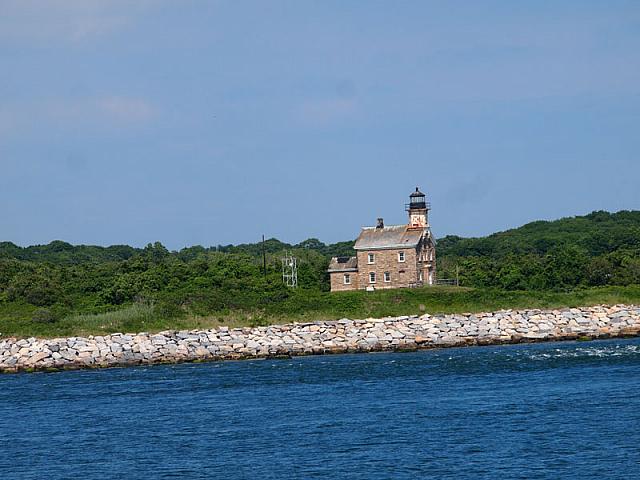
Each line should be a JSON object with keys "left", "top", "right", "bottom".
{"left": 328, "top": 256, "right": 358, "bottom": 272}
{"left": 354, "top": 224, "right": 423, "bottom": 250}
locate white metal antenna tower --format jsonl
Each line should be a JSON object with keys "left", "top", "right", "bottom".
{"left": 281, "top": 251, "right": 298, "bottom": 288}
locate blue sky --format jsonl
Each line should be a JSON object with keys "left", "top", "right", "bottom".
{"left": 1, "top": 1, "right": 639, "bottom": 250}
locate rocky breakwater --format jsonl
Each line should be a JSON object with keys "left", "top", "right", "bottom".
{"left": 1, "top": 304, "right": 639, "bottom": 373}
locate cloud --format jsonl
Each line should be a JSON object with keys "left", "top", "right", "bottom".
{"left": 43, "top": 96, "right": 156, "bottom": 124}
{"left": 0, "top": 96, "right": 156, "bottom": 140}
{"left": 96, "top": 97, "right": 155, "bottom": 122}
{"left": 0, "top": 0, "right": 153, "bottom": 43}
{"left": 295, "top": 98, "right": 357, "bottom": 126}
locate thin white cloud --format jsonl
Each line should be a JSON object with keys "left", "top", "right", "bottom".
{"left": 295, "top": 98, "right": 357, "bottom": 126}
{"left": 0, "top": 96, "right": 156, "bottom": 141}
{"left": 0, "top": 0, "right": 153, "bottom": 43}
{"left": 42, "top": 96, "right": 156, "bottom": 123}
{"left": 96, "top": 97, "right": 155, "bottom": 122}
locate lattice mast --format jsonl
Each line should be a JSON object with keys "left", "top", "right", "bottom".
{"left": 281, "top": 251, "right": 298, "bottom": 288}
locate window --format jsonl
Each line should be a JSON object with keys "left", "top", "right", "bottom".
{"left": 369, "top": 272, "right": 376, "bottom": 283}
{"left": 384, "top": 272, "right": 391, "bottom": 283}
{"left": 343, "top": 274, "right": 351, "bottom": 285}
{"left": 367, "top": 253, "right": 375, "bottom": 264}
{"left": 398, "top": 251, "right": 405, "bottom": 262}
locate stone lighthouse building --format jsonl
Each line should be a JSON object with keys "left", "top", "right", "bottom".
{"left": 328, "top": 187, "right": 436, "bottom": 292}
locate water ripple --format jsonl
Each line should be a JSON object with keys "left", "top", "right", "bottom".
{"left": 1, "top": 338, "right": 639, "bottom": 479}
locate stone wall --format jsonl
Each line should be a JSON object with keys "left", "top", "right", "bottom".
{"left": 357, "top": 248, "right": 418, "bottom": 289}
{"left": 329, "top": 270, "right": 358, "bottom": 292}
{"left": 1, "top": 304, "right": 639, "bottom": 373}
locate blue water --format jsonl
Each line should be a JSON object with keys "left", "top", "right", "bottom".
{"left": 1, "top": 338, "right": 640, "bottom": 479}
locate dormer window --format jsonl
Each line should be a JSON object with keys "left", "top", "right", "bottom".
{"left": 398, "top": 251, "right": 405, "bottom": 262}
{"left": 367, "top": 253, "right": 375, "bottom": 264}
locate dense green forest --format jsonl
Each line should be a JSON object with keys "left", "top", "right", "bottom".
{"left": 436, "top": 210, "right": 640, "bottom": 289}
{"left": 0, "top": 210, "right": 639, "bottom": 337}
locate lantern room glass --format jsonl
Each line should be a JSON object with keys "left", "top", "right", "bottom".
{"left": 410, "top": 194, "right": 425, "bottom": 206}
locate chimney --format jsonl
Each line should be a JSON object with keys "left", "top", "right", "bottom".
{"left": 376, "top": 218, "right": 384, "bottom": 229}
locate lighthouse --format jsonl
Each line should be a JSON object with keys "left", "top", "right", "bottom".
{"left": 327, "top": 186, "right": 437, "bottom": 291}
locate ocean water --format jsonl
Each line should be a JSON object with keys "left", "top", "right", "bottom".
{"left": 1, "top": 338, "right": 639, "bottom": 479}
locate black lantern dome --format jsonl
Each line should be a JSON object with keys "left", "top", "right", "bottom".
{"left": 409, "top": 187, "right": 426, "bottom": 209}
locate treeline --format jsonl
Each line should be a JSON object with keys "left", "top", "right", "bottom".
{"left": 436, "top": 210, "right": 640, "bottom": 289}
{"left": 0, "top": 236, "right": 350, "bottom": 318}
{"left": 0, "top": 237, "right": 355, "bottom": 264}
{"left": 0, "top": 210, "right": 638, "bottom": 323}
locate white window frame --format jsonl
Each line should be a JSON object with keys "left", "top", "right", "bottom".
{"left": 369, "top": 272, "right": 376, "bottom": 284}
{"left": 343, "top": 273, "right": 351, "bottom": 285}
{"left": 398, "top": 251, "right": 405, "bottom": 263}
{"left": 367, "top": 253, "right": 375, "bottom": 264}
{"left": 384, "top": 272, "right": 391, "bottom": 283}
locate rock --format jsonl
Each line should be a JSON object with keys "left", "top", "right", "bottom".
{"left": 1, "top": 304, "right": 639, "bottom": 373}
{"left": 27, "top": 351, "right": 50, "bottom": 365}
{"left": 194, "top": 347, "right": 210, "bottom": 356}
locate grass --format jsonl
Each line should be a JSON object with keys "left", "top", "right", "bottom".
{"left": 1, "top": 285, "right": 639, "bottom": 339}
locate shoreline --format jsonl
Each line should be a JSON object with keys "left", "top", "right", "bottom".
{"left": 1, "top": 304, "right": 639, "bottom": 373}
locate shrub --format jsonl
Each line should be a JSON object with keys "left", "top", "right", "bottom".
{"left": 154, "top": 299, "right": 183, "bottom": 319}
{"left": 32, "top": 308, "right": 57, "bottom": 324}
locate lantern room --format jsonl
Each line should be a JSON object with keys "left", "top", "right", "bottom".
{"left": 409, "top": 187, "right": 426, "bottom": 209}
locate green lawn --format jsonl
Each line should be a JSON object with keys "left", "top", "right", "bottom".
{"left": 1, "top": 285, "right": 639, "bottom": 339}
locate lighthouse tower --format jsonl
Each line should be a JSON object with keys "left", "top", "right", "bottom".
{"left": 407, "top": 187, "right": 429, "bottom": 228}
{"left": 406, "top": 187, "right": 436, "bottom": 285}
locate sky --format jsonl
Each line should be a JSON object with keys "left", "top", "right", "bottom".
{"left": 1, "top": 0, "right": 639, "bottom": 250}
